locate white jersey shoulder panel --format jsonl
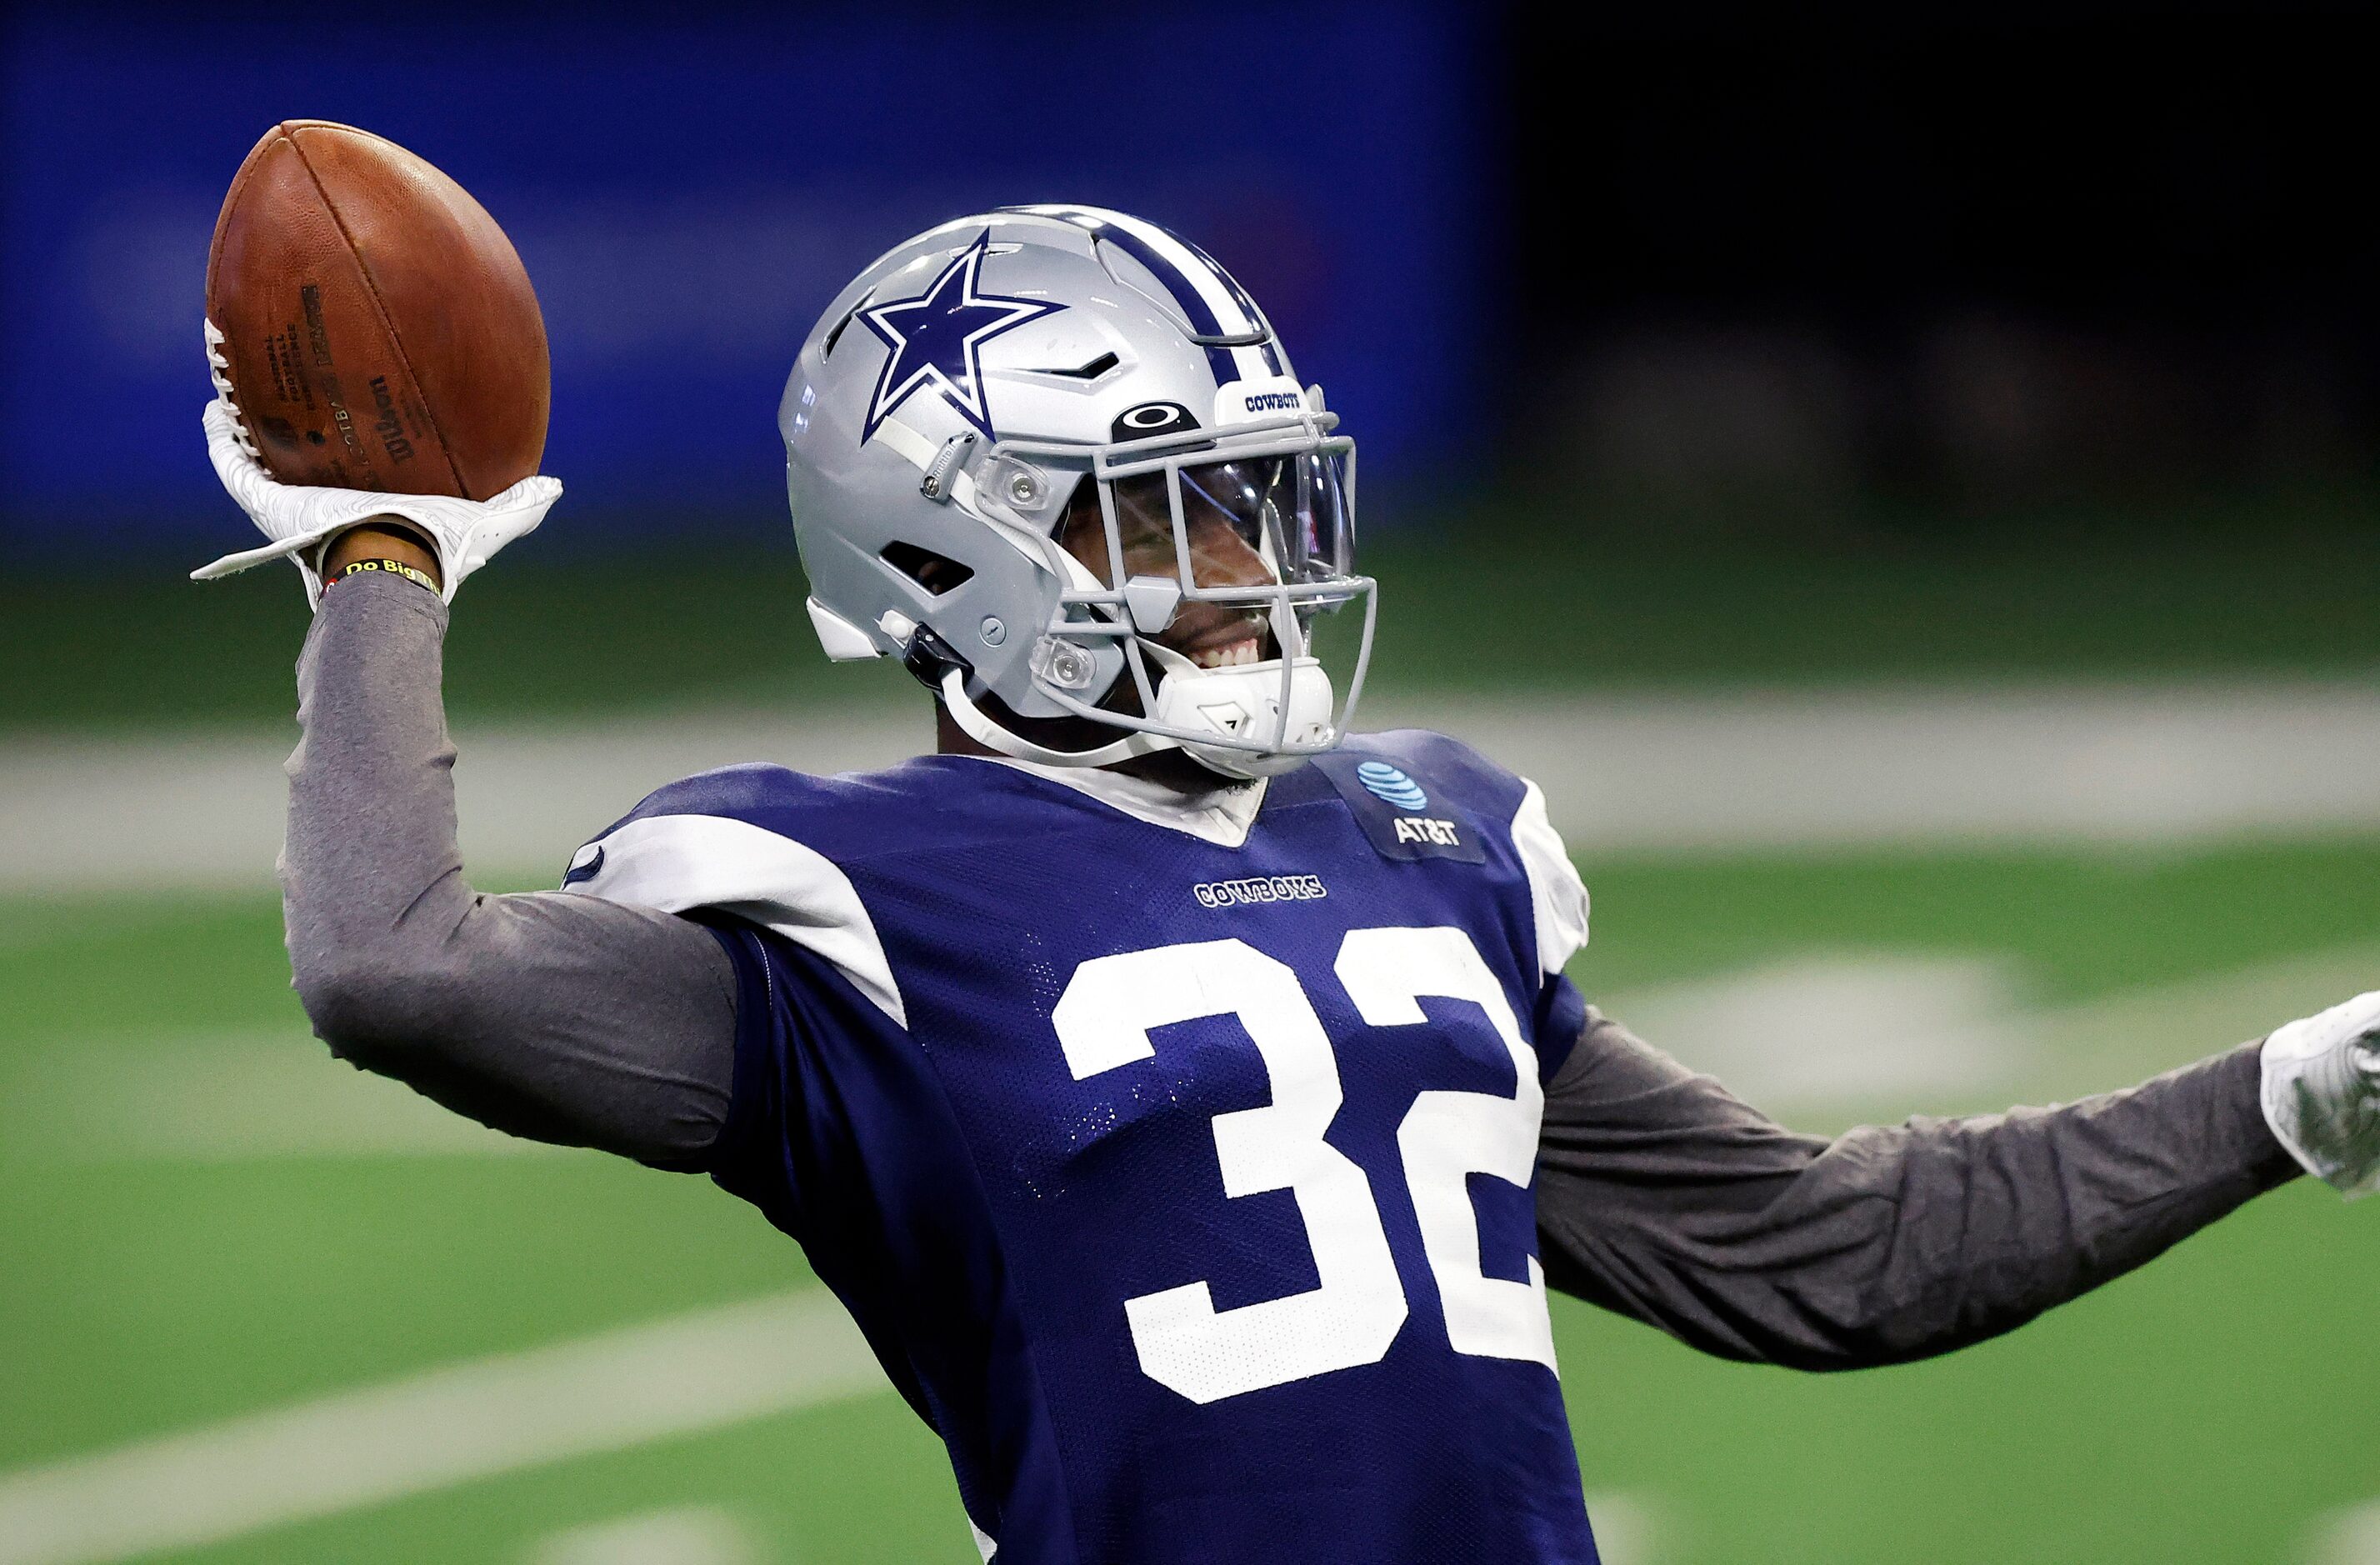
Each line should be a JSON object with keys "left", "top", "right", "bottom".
{"left": 1509, "top": 779, "right": 1589, "bottom": 976}
{"left": 566, "top": 812, "right": 908, "bottom": 1028}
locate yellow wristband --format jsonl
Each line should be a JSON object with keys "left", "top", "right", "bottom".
{"left": 330, "top": 557, "right": 439, "bottom": 595}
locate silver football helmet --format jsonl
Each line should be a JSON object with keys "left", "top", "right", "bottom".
{"left": 778, "top": 205, "right": 1374, "bottom": 779}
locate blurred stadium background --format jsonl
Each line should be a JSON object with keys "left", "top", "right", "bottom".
{"left": 4, "top": 2, "right": 2378, "bottom": 1562}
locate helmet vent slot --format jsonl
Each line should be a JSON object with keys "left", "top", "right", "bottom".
{"left": 881, "top": 541, "right": 975, "bottom": 595}
{"left": 1042, "top": 351, "right": 1119, "bottom": 380}
{"left": 820, "top": 288, "right": 877, "bottom": 359}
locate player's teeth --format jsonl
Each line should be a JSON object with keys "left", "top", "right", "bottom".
{"left": 1195, "top": 639, "right": 1258, "bottom": 670}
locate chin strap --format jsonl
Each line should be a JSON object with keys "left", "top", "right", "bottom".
{"left": 905, "top": 620, "right": 1171, "bottom": 768}
{"left": 909, "top": 619, "right": 1303, "bottom": 778}
{"left": 938, "top": 666, "right": 1173, "bottom": 768}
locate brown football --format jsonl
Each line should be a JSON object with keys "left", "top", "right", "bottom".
{"left": 206, "top": 120, "right": 548, "bottom": 498}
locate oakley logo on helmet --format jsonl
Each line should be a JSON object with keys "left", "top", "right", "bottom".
{"left": 859, "top": 232, "right": 1064, "bottom": 442}
{"left": 1112, "top": 402, "right": 1199, "bottom": 440}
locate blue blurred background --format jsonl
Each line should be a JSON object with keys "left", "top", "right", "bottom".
{"left": 4, "top": 0, "right": 2374, "bottom": 560}
{"left": 1, "top": 1, "right": 1492, "bottom": 546}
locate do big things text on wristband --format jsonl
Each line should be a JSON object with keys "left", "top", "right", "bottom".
{"left": 326, "top": 557, "right": 439, "bottom": 596}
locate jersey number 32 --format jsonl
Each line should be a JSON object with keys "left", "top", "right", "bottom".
{"left": 1052, "top": 926, "right": 1555, "bottom": 1406}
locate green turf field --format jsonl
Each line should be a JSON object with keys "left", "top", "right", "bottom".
{"left": 12, "top": 510, "right": 2380, "bottom": 734}
{"left": 7, "top": 840, "right": 2378, "bottom": 1563}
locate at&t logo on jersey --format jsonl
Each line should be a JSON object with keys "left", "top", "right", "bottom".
{"left": 1391, "top": 817, "right": 1462, "bottom": 848}
{"left": 1316, "top": 752, "right": 1487, "bottom": 864}
{"left": 1358, "top": 761, "right": 1468, "bottom": 852}
{"left": 1357, "top": 761, "right": 1429, "bottom": 809}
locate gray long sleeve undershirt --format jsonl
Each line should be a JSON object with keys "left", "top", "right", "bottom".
{"left": 284, "top": 572, "right": 2298, "bottom": 1367}
{"left": 1533, "top": 1012, "right": 2289, "bottom": 1368}
{"left": 284, "top": 573, "right": 736, "bottom": 1168}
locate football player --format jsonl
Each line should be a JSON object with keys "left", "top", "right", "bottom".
{"left": 199, "top": 207, "right": 2380, "bottom": 1564}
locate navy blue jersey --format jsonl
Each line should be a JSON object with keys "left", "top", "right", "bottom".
{"left": 567, "top": 731, "right": 1598, "bottom": 1564}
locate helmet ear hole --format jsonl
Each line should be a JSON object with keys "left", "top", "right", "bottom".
{"left": 880, "top": 541, "right": 975, "bottom": 595}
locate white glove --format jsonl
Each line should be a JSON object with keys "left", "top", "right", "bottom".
{"left": 192, "top": 397, "right": 562, "bottom": 608}
{"left": 2260, "top": 990, "right": 2380, "bottom": 1197}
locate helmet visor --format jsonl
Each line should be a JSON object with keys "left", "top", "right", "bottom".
{"left": 1178, "top": 451, "right": 1355, "bottom": 585}
{"left": 1100, "top": 450, "right": 1355, "bottom": 594}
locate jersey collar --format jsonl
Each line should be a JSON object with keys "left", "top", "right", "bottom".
{"left": 959, "top": 755, "right": 1268, "bottom": 848}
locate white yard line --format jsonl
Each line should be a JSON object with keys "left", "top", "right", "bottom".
{"left": 527, "top": 1506, "right": 760, "bottom": 1565}
{"left": 1581, "top": 1491, "right": 1658, "bottom": 1565}
{"left": 1616, "top": 952, "right": 2030, "bottom": 1110}
{"left": 7, "top": 682, "right": 2380, "bottom": 891}
{"left": 0, "top": 1291, "right": 885, "bottom": 1565}
{"left": 1616, "top": 942, "right": 2380, "bottom": 1128}
{"left": 2310, "top": 1501, "right": 2380, "bottom": 1565}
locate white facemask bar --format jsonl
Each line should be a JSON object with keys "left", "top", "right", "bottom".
{"left": 985, "top": 412, "right": 1376, "bottom": 761}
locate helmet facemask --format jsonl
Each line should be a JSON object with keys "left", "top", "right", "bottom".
{"left": 963, "top": 410, "right": 1375, "bottom": 779}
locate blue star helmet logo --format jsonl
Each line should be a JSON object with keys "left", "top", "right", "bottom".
{"left": 858, "top": 232, "right": 1065, "bottom": 442}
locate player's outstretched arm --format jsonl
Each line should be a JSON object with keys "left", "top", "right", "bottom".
{"left": 1532, "top": 1012, "right": 2295, "bottom": 1371}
